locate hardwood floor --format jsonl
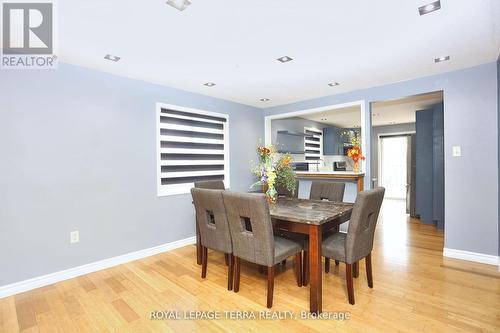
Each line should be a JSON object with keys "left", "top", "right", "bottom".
{"left": 1, "top": 199, "right": 499, "bottom": 332}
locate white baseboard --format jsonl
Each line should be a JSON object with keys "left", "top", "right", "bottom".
{"left": 443, "top": 248, "right": 499, "bottom": 266}
{"left": 0, "top": 236, "right": 196, "bottom": 299}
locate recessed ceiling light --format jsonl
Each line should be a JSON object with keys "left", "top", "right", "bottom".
{"left": 321, "top": 118, "right": 328, "bottom": 121}
{"left": 260, "top": 98, "right": 271, "bottom": 102}
{"left": 203, "top": 82, "right": 216, "bottom": 87}
{"left": 434, "top": 55, "right": 450, "bottom": 63}
{"left": 389, "top": 121, "right": 396, "bottom": 125}
{"left": 277, "top": 56, "right": 293, "bottom": 63}
{"left": 418, "top": 0, "right": 441, "bottom": 15}
{"left": 104, "top": 54, "right": 121, "bottom": 62}
{"left": 328, "top": 82, "right": 340, "bottom": 87}
{"left": 166, "top": 0, "right": 191, "bottom": 11}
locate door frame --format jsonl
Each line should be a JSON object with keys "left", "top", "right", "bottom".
{"left": 377, "top": 131, "right": 415, "bottom": 192}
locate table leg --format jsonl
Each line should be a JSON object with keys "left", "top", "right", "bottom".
{"left": 308, "top": 224, "right": 322, "bottom": 313}
{"left": 357, "top": 177, "right": 364, "bottom": 192}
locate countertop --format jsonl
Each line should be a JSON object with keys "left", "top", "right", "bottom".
{"left": 295, "top": 171, "right": 365, "bottom": 176}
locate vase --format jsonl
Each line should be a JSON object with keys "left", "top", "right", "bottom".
{"left": 352, "top": 160, "right": 359, "bottom": 173}
{"left": 261, "top": 183, "right": 277, "bottom": 204}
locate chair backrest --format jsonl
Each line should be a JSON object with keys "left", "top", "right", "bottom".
{"left": 222, "top": 191, "right": 275, "bottom": 266}
{"left": 191, "top": 188, "right": 232, "bottom": 254}
{"left": 194, "top": 180, "right": 225, "bottom": 190}
{"left": 345, "top": 187, "right": 385, "bottom": 263}
{"left": 309, "top": 181, "right": 345, "bottom": 202}
{"left": 276, "top": 179, "right": 299, "bottom": 198}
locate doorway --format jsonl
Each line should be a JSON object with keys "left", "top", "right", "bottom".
{"left": 380, "top": 135, "right": 408, "bottom": 199}
{"left": 371, "top": 90, "right": 444, "bottom": 229}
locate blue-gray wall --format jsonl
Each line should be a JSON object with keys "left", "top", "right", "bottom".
{"left": 0, "top": 63, "right": 263, "bottom": 286}
{"left": 370, "top": 123, "right": 416, "bottom": 182}
{"left": 264, "top": 62, "right": 499, "bottom": 257}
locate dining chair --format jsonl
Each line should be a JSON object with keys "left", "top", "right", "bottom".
{"left": 321, "top": 187, "right": 385, "bottom": 305}
{"left": 194, "top": 180, "right": 226, "bottom": 265}
{"left": 194, "top": 180, "right": 225, "bottom": 190}
{"left": 222, "top": 191, "right": 303, "bottom": 308}
{"left": 303, "top": 181, "right": 347, "bottom": 280}
{"left": 191, "top": 188, "right": 234, "bottom": 290}
{"left": 309, "top": 181, "right": 346, "bottom": 202}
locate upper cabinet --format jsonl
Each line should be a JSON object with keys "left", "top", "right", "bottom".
{"left": 323, "top": 127, "right": 362, "bottom": 155}
{"left": 323, "top": 127, "right": 344, "bottom": 155}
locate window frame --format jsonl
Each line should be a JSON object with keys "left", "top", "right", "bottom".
{"left": 156, "top": 103, "right": 230, "bottom": 196}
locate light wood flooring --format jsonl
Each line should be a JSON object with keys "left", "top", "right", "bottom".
{"left": 1, "top": 199, "right": 499, "bottom": 332}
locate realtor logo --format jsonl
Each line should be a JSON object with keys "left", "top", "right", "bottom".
{"left": 1, "top": 1, "right": 57, "bottom": 69}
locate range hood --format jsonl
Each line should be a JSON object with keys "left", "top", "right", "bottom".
{"left": 276, "top": 130, "right": 305, "bottom": 154}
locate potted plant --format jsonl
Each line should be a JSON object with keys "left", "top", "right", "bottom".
{"left": 341, "top": 129, "right": 365, "bottom": 172}
{"left": 251, "top": 144, "right": 296, "bottom": 203}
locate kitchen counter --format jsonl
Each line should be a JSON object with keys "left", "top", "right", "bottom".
{"left": 295, "top": 171, "right": 365, "bottom": 192}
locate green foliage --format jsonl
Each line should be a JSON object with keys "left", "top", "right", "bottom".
{"left": 275, "top": 154, "right": 297, "bottom": 193}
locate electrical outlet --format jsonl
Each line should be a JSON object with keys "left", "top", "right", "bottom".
{"left": 452, "top": 146, "right": 462, "bottom": 157}
{"left": 70, "top": 231, "right": 79, "bottom": 244}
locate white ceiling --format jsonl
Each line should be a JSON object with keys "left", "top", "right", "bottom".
{"left": 59, "top": 0, "right": 500, "bottom": 108}
{"left": 300, "top": 91, "right": 443, "bottom": 127}
{"left": 300, "top": 106, "right": 362, "bottom": 128}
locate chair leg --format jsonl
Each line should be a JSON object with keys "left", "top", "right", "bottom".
{"left": 335, "top": 260, "right": 339, "bottom": 266}
{"left": 346, "top": 263, "right": 355, "bottom": 305}
{"left": 258, "top": 265, "right": 264, "bottom": 274}
{"left": 366, "top": 253, "right": 373, "bottom": 288}
{"left": 234, "top": 257, "right": 241, "bottom": 293}
{"left": 353, "top": 261, "right": 359, "bottom": 278}
{"left": 302, "top": 251, "right": 309, "bottom": 286}
{"left": 294, "top": 253, "right": 302, "bottom": 287}
{"left": 201, "top": 246, "right": 208, "bottom": 279}
{"left": 325, "top": 257, "right": 330, "bottom": 273}
{"left": 267, "top": 266, "right": 275, "bottom": 308}
{"left": 224, "top": 253, "right": 229, "bottom": 266}
{"left": 227, "top": 254, "right": 234, "bottom": 291}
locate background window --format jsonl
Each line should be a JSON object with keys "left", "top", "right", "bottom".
{"left": 157, "top": 104, "right": 229, "bottom": 196}
{"left": 304, "top": 127, "right": 323, "bottom": 161}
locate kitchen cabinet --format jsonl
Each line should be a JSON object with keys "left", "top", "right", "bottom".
{"left": 323, "top": 127, "right": 360, "bottom": 155}
{"left": 323, "top": 127, "right": 344, "bottom": 155}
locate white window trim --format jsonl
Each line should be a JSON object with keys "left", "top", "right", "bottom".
{"left": 156, "top": 103, "right": 230, "bottom": 196}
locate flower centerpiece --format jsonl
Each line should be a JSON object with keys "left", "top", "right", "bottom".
{"left": 341, "top": 129, "right": 365, "bottom": 172}
{"left": 251, "top": 144, "right": 296, "bottom": 203}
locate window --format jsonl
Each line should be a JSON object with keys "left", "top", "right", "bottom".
{"left": 156, "top": 104, "right": 229, "bottom": 196}
{"left": 304, "top": 127, "right": 323, "bottom": 161}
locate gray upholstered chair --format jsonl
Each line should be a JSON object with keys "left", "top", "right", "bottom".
{"left": 322, "top": 187, "right": 385, "bottom": 304}
{"left": 222, "top": 191, "right": 303, "bottom": 308}
{"left": 194, "top": 180, "right": 226, "bottom": 265}
{"left": 309, "top": 181, "right": 346, "bottom": 202}
{"left": 303, "top": 181, "right": 346, "bottom": 280}
{"left": 275, "top": 179, "right": 299, "bottom": 198}
{"left": 191, "top": 188, "right": 234, "bottom": 290}
{"left": 194, "top": 180, "right": 225, "bottom": 190}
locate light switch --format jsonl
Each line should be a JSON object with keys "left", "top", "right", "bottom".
{"left": 452, "top": 146, "right": 461, "bottom": 157}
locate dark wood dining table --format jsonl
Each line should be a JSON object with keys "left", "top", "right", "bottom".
{"left": 270, "top": 197, "right": 353, "bottom": 314}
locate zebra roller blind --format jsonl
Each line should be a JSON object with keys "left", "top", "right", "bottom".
{"left": 304, "top": 127, "right": 323, "bottom": 161}
{"left": 157, "top": 104, "right": 229, "bottom": 196}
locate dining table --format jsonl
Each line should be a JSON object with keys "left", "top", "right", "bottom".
{"left": 270, "top": 197, "right": 353, "bottom": 314}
